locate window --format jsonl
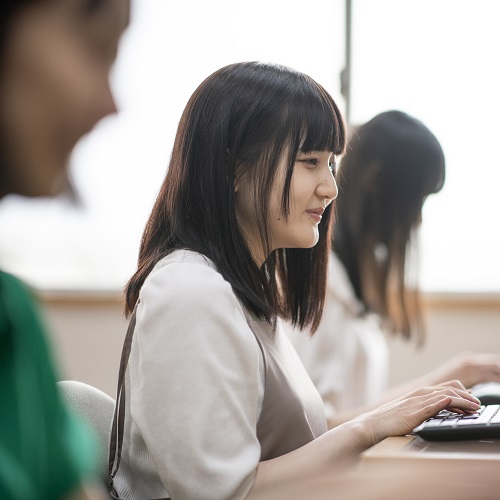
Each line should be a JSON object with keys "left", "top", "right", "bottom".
{"left": 0, "top": 0, "right": 345, "bottom": 291}
{"left": 350, "top": 0, "right": 500, "bottom": 292}
{"left": 2, "top": 1, "right": 498, "bottom": 293}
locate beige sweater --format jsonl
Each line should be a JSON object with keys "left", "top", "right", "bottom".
{"left": 114, "top": 250, "right": 326, "bottom": 500}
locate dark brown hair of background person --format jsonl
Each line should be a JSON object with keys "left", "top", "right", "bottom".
{"left": 333, "top": 110, "right": 445, "bottom": 342}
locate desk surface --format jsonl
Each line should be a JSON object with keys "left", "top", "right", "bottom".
{"left": 363, "top": 435, "right": 500, "bottom": 464}
{"left": 257, "top": 436, "right": 500, "bottom": 500}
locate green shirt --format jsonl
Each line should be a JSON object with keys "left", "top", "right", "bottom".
{"left": 0, "top": 271, "right": 94, "bottom": 499}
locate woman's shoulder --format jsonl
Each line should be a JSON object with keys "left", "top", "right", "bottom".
{"left": 158, "top": 248, "right": 215, "bottom": 268}
{"left": 141, "top": 249, "right": 241, "bottom": 309}
{"left": 135, "top": 249, "right": 260, "bottom": 361}
{"left": 0, "top": 270, "right": 40, "bottom": 332}
{"left": 0, "top": 272, "right": 96, "bottom": 497}
{"left": 150, "top": 249, "right": 224, "bottom": 285}
{"left": 0, "top": 269, "right": 31, "bottom": 296}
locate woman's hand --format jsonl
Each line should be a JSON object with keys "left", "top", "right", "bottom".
{"left": 353, "top": 382, "right": 481, "bottom": 447}
{"left": 249, "top": 382, "right": 480, "bottom": 498}
{"left": 386, "top": 379, "right": 479, "bottom": 413}
{"left": 424, "top": 352, "right": 500, "bottom": 389}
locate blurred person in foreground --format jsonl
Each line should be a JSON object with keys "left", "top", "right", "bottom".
{"left": 0, "top": 0, "right": 129, "bottom": 497}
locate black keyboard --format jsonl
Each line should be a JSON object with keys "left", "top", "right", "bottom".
{"left": 413, "top": 405, "right": 500, "bottom": 441}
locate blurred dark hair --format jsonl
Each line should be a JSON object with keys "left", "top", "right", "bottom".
{"left": 125, "top": 62, "right": 345, "bottom": 333}
{"left": 0, "top": 0, "right": 36, "bottom": 186}
{"left": 0, "top": 1, "right": 36, "bottom": 55}
{"left": 333, "top": 110, "right": 445, "bottom": 342}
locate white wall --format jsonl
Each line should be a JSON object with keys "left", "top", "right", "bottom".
{"left": 42, "top": 295, "right": 500, "bottom": 398}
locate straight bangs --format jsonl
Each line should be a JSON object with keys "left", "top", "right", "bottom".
{"left": 279, "top": 76, "right": 346, "bottom": 218}
{"left": 296, "top": 78, "right": 345, "bottom": 156}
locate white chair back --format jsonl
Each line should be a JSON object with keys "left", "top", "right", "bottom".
{"left": 58, "top": 380, "right": 115, "bottom": 487}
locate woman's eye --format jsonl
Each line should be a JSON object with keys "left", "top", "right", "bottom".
{"left": 297, "top": 158, "right": 319, "bottom": 167}
{"left": 329, "top": 161, "right": 337, "bottom": 176}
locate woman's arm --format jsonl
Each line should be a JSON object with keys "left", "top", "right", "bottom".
{"left": 411, "top": 352, "right": 500, "bottom": 389}
{"left": 129, "top": 254, "right": 481, "bottom": 499}
{"left": 248, "top": 385, "right": 480, "bottom": 497}
{"left": 130, "top": 255, "right": 264, "bottom": 500}
{"left": 328, "top": 352, "right": 500, "bottom": 428}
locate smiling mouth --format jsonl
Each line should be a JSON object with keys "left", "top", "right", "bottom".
{"left": 306, "top": 209, "right": 324, "bottom": 223}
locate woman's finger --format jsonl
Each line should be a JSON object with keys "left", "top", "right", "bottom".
{"left": 409, "top": 394, "right": 480, "bottom": 422}
{"left": 429, "top": 395, "right": 480, "bottom": 412}
{"left": 430, "top": 387, "right": 480, "bottom": 404}
{"left": 437, "top": 379, "right": 467, "bottom": 391}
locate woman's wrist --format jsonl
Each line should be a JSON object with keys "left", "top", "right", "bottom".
{"left": 339, "top": 418, "right": 379, "bottom": 453}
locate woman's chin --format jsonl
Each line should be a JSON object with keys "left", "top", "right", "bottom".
{"left": 287, "top": 233, "right": 320, "bottom": 250}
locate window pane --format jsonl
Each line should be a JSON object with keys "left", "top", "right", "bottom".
{"left": 351, "top": 0, "right": 500, "bottom": 292}
{"left": 0, "top": 0, "right": 344, "bottom": 291}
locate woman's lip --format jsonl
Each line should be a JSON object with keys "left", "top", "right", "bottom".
{"left": 306, "top": 210, "right": 323, "bottom": 222}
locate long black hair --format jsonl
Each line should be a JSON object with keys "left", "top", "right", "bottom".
{"left": 333, "top": 110, "right": 445, "bottom": 341}
{"left": 126, "top": 62, "right": 345, "bottom": 333}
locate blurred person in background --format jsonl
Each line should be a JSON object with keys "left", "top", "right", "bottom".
{"left": 288, "top": 110, "right": 500, "bottom": 428}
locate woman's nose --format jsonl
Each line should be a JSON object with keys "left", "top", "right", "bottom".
{"left": 317, "top": 168, "right": 338, "bottom": 205}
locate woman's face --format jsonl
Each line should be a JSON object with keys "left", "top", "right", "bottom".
{"left": 0, "top": 0, "right": 129, "bottom": 198}
{"left": 235, "top": 149, "right": 338, "bottom": 265}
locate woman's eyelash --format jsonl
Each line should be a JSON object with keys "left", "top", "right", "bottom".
{"left": 297, "top": 157, "right": 336, "bottom": 175}
{"left": 297, "top": 158, "right": 319, "bottom": 166}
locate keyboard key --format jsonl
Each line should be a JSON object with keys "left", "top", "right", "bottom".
{"left": 474, "top": 405, "right": 498, "bottom": 423}
{"left": 461, "top": 413, "right": 480, "bottom": 419}
{"left": 413, "top": 404, "right": 500, "bottom": 440}
{"left": 489, "top": 411, "right": 500, "bottom": 424}
{"left": 439, "top": 418, "right": 460, "bottom": 426}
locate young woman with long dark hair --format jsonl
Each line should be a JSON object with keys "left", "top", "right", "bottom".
{"left": 114, "top": 65, "right": 480, "bottom": 500}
